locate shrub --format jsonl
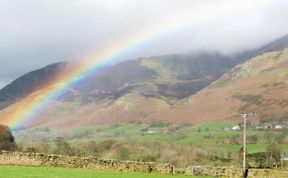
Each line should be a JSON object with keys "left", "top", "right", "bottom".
{"left": 247, "top": 135, "right": 258, "bottom": 144}
{"left": 52, "top": 137, "right": 74, "bottom": 156}
{"left": 229, "top": 134, "right": 241, "bottom": 144}
{"left": 233, "top": 94, "right": 262, "bottom": 105}
{"left": 149, "top": 120, "right": 170, "bottom": 127}
{"left": 0, "top": 125, "right": 16, "bottom": 151}
{"left": 266, "top": 144, "right": 282, "bottom": 168}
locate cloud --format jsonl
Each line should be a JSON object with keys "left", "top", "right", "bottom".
{"left": 0, "top": 0, "right": 287, "bottom": 85}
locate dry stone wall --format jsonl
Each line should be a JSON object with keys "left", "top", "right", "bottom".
{"left": 1, "top": 151, "right": 288, "bottom": 177}
{"left": 0, "top": 151, "right": 173, "bottom": 174}
{"left": 186, "top": 166, "right": 288, "bottom": 177}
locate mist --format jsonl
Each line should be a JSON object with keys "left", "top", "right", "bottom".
{"left": 0, "top": 0, "right": 288, "bottom": 88}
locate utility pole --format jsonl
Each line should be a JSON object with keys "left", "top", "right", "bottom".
{"left": 238, "top": 112, "right": 255, "bottom": 178}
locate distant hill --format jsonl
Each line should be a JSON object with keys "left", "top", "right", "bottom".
{"left": 0, "top": 52, "right": 242, "bottom": 103}
{"left": 0, "top": 52, "right": 240, "bottom": 128}
{"left": 151, "top": 48, "right": 288, "bottom": 124}
{"left": 0, "top": 62, "right": 67, "bottom": 109}
{"left": 257, "top": 34, "right": 288, "bottom": 54}
{"left": 0, "top": 34, "right": 288, "bottom": 128}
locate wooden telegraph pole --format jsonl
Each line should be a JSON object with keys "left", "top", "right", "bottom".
{"left": 238, "top": 112, "right": 255, "bottom": 178}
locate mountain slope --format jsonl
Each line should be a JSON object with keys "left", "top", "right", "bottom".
{"left": 0, "top": 62, "right": 67, "bottom": 102}
{"left": 150, "top": 48, "right": 288, "bottom": 124}
{"left": 0, "top": 52, "right": 242, "bottom": 128}
{"left": 1, "top": 34, "right": 288, "bottom": 128}
{"left": 257, "top": 34, "right": 288, "bottom": 54}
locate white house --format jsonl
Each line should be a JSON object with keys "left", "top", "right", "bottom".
{"left": 231, "top": 125, "right": 241, "bottom": 131}
{"left": 275, "top": 125, "right": 284, "bottom": 130}
{"left": 143, "top": 130, "right": 157, "bottom": 135}
{"left": 283, "top": 153, "right": 288, "bottom": 161}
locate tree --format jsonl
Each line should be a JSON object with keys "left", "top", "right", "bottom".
{"left": 53, "top": 137, "right": 74, "bottom": 155}
{"left": 149, "top": 120, "right": 170, "bottom": 127}
{"left": 34, "top": 140, "right": 50, "bottom": 153}
{"left": 229, "top": 134, "right": 240, "bottom": 144}
{"left": 275, "top": 132, "right": 286, "bottom": 144}
{"left": 247, "top": 135, "right": 258, "bottom": 144}
{"left": 115, "top": 146, "right": 130, "bottom": 160}
{"left": 96, "top": 140, "right": 115, "bottom": 153}
{"left": 0, "top": 125, "right": 16, "bottom": 151}
{"left": 266, "top": 144, "right": 282, "bottom": 168}
{"left": 79, "top": 140, "right": 98, "bottom": 156}
{"left": 264, "top": 131, "right": 274, "bottom": 143}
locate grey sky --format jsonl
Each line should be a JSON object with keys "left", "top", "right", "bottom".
{"left": 0, "top": 0, "right": 288, "bottom": 88}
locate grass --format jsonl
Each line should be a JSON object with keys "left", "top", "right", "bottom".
{"left": 18, "top": 122, "right": 288, "bottom": 154}
{"left": 186, "top": 122, "right": 235, "bottom": 131}
{"left": 214, "top": 143, "right": 270, "bottom": 153}
{"left": 0, "top": 165, "right": 213, "bottom": 178}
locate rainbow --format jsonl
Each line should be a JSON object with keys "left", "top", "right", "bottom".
{"left": 0, "top": 1, "right": 259, "bottom": 129}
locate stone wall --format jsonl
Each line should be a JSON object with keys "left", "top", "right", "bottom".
{"left": 186, "top": 166, "right": 288, "bottom": 177}
{"left": 1, "top": 151, "right": 288, "bottom": 177}
{"left": 0, "top": 151, "right": 174, "bottom": 174}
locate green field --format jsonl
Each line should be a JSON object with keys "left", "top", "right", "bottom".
{"left": 0, "top": 165, "right": 212, "bottom": 178}
{"left": 67, "top": 122, "right": 288, "bottom": 152}
{"left": 17, "top": 121, "right": 288, "bottom": 154}
{"left": 12, "top": 121, "right": 288, "bottom": 170}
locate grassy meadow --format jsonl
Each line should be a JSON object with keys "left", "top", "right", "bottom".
{"left": 0, "top": 165, "right": 212, "bottom": 178}
{"left": 16, "top": 121, "right": 288, "bottom": 154}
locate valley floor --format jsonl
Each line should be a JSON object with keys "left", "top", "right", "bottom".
{"left": 16, "top": 122, "right": 288, "bottom": 154}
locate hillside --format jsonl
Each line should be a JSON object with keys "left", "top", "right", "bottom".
{"left": 0, "top": 52, "right": 243, "bottom": 128}
{"left": 0, "top": 34, "right": 288, "bottom": 129}
{"left": 151, "top": 48, "right": 288, "bottom": 124}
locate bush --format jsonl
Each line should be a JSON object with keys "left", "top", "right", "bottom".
{"left": 0, "top": 125, "right": 16, "bottom": 151}
{"left": 247, "top": 135, "right": 258, "bottom": 144}
{"left": 229, "top": 134, "right": 241, "bottom": 144}
{"left": 52, "top": 137, "right": 74, "bottom": 156}
{"left": 266, "top": 144, "right": 282, "bottom": 168}
{"left": 149, "top": 120, "right": 170, "bottom": 127}
{"left": 233, "top": 94, "right": 262, "bottom": 105}
{"left": 115, "top": 145, "right": 130, "bottom": 160}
